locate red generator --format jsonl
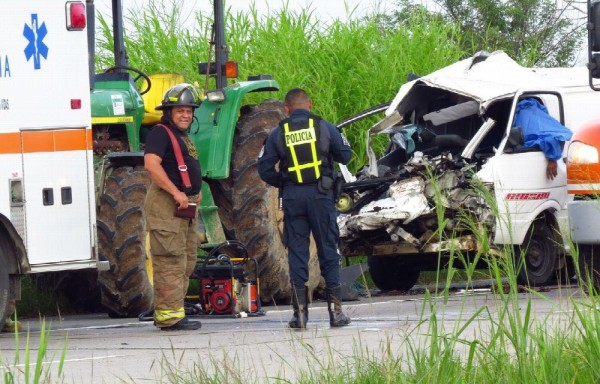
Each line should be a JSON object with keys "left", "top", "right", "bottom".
{"left": 191, "top": 241, "right": 263, "bottom": 317}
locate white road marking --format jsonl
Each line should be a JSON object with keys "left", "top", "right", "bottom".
{"left": 13, "top": 354, "right": 127, "bottom": 368}
{"left": 59, "top": 322, "right": 152, "bottom": 331}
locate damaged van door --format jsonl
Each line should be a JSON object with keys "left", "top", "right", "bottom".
{"left": 480, "top": 91, "right": 569, "bottom": 286}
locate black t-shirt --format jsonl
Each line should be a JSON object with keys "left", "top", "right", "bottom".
{"left": 144, "top": 123, "right": 202, "bottom": 195}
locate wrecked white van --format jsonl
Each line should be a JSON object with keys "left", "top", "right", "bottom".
{"left": 337, "top": 51, "right": 600, "bottom": 291}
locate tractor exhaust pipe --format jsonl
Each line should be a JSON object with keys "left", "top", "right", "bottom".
{"left": 214, "top": 0, "right": 228, "bottom": 89}
{"left": 111, "top": 0, "right": 128, "bottom": 69}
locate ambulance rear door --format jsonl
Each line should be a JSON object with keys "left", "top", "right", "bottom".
{"left": 0, "top": 1, "right": 96, "bottom": 271}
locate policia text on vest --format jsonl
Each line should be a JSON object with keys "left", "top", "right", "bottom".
{"left": 285, "top": 128, "right": 315, "bottom": 145}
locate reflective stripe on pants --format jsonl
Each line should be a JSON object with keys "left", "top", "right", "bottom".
{"left": 154, "top": 307, "right": 185, "bottom": 323}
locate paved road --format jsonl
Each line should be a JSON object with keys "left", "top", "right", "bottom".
{"left": 0, "top": 282, "right": 585, "bottom": 383}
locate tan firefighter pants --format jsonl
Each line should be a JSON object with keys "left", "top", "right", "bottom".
{"left": 144, "top": 183, "right": 198, "bottom": 328}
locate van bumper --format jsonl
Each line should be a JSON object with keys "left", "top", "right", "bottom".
{"left": 568, "top": 200, "right": 600, "bottom": 243}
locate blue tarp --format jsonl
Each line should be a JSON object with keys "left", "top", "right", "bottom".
{"left": 512, "top": 98, "right": 573, "bottom": 160}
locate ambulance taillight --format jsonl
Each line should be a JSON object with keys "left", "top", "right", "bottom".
{"left": 66, "top": 1, "right": 86, "bottom": 31}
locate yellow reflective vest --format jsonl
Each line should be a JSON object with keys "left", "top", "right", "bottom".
{"left": 277, "top": 115, "right": 332, "bottom": 185}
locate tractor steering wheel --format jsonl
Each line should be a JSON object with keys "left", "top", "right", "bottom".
{"left": 103, "top": 65, "right": 152, "bottom": 95}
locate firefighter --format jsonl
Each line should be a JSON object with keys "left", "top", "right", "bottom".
{"left": 258, "top": 88, "right": 352, "bottom": 329}
{"left": 144, "top": 83, "right": 202, "bottom": 331}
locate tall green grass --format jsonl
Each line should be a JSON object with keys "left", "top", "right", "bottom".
{"left": 95, "top": 0, "right": 464, "bottom": 172}
{"left": 1, "top": 318, "right": 67, "bottom": 384}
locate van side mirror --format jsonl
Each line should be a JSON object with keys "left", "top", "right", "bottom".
{"left": 590, "top": 54, "right": 600, "bottom": 79}
{"left": 590, "top": 1, "right": 600, "bottom": 52}
{"left": 588, "top": 0, "right": 600, "bottom": 82}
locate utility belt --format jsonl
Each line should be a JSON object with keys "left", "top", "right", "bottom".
{"left": 282, "top": 175, "right": 339, "bottom": 197}
{"left": 282, "top": 180, "right": 317, "bottom": 187}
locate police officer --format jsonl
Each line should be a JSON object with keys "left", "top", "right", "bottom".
{"left": 258, "top": 88, "right": 352, "bottom": 329}
{"left": 144, "top": 83, "right": 202, "bottom": 331}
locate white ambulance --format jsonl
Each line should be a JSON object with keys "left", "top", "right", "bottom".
{"left": 0, "top": 0, "right": 99, "bottom": 328}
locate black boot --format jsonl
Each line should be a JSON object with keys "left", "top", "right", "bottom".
{"left": 325, "top": 286, "right": 351, "bottom": 327}
{"left": 159, "top": 317, "right": 202, "bottom": 331}
{"left": 288, "top": 286, "right": 308, "bottom": 329}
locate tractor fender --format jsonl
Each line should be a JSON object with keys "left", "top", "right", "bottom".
{"left": 104, "top": 151, "right": 145, "bottom": 168}
{"left": 0, "top": 213, "right": 30, "bottom": 275}
{"left": 192, "top": 79, "right": 280, "bottom": 179}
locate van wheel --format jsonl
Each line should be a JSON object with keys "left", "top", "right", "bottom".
{"left": 367, "top": 255, "right": 420, "bottom": 292}
{"left": 516, "top": 220, "right": 559, "bottom": 286}
{"left": 578, "top": 245, "right": 600, "bottom": 294}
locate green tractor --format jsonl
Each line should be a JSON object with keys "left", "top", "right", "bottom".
{"left": 88, "top": 0, "right": 320, "bottom": 317}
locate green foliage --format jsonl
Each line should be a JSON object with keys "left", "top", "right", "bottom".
{"left": 14, "top": 277, "right": 71, "bottom": 319}
{"left": 0, "top": 318, "right": 67, "bottom": 384}
{"left": 385, "top": 0, "right": 586, "bottom": 67}
{"left": 96, "top": 0, "right": 208, "bottom": 81}
{"left": 95, "top": 0, "right": 464, "bottom": 171}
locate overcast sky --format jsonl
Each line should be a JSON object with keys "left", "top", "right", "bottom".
{"left": 94, "top": 0, "right": 398, "bottom": 23}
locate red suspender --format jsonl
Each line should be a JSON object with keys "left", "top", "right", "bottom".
{"left": 155, "top": 124, "right": 192, "bottom": 190}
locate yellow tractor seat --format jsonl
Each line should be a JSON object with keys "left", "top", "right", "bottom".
{"left": 141, "top": 73, "right": 185, "bottom": 125}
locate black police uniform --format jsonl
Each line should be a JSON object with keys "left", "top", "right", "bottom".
{"left": 258, "top": 109, "right": 351, "bottom": 290}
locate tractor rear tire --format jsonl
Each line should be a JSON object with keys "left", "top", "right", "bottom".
{"left": 207, "top": 100, "right": 321, "bottom": 303}
{"left": 97, "top": 165, "right": 153, "bottom": 318}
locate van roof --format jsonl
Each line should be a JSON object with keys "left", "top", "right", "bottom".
{"left": 387, "top": 51, "right": 589, "bottom": 116}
